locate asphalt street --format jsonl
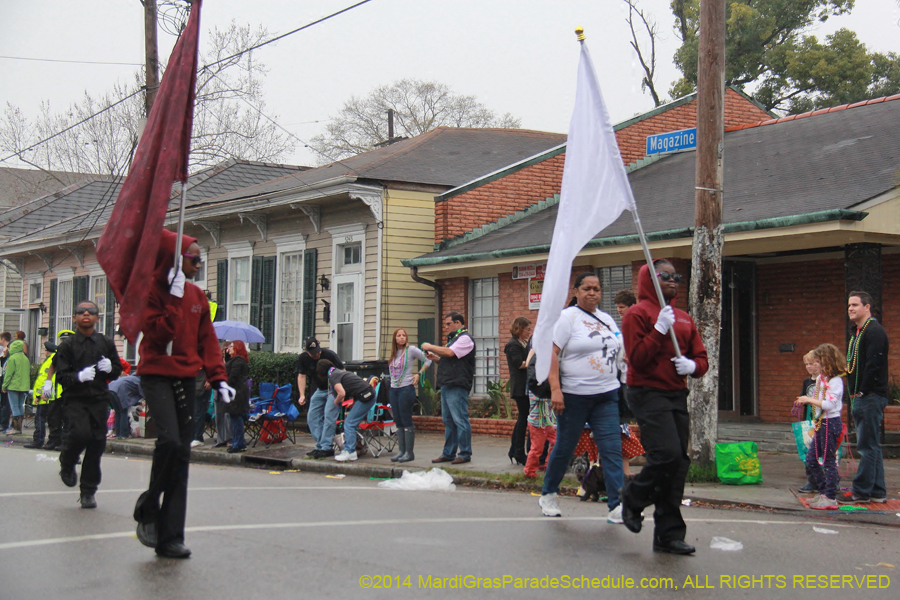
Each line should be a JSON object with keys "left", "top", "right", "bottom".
{"left": 1, "top": 445, "right": 897, "bottom": 600}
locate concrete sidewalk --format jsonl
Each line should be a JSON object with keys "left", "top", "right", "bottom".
{"left": 5, "top": 426, "right": 900, "bottom": 526}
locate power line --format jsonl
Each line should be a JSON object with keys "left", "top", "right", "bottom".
{"left": 202, "top": 0, "right": 375, "bottom": 71}
{"left": 0, "top": 55, "right": 142, "bottom": 67}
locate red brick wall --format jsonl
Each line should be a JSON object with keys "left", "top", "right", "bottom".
{"left": 615, "top": 89, "right": 772, "bottom": 165}
{"left": 435, "top": 154, "right": 566, "bottom": 243}
{"left": 440, "top": 277, "right": 469, "bottom": 322}
{"left": 757, "top": 259, "right": 846, "bottom": 423}
{"left": 435, "top": 91, "right": 770, "bottom": 245}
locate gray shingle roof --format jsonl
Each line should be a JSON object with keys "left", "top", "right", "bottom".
{"left": 0, "top": 167, "right": 96, "bottom": 210}
{"left": 412, "top": 98, "right": 900, "bottom": 264}
{"left": 184, "top": 160, "right": 309, "bottom": 206}
{"left": 198, "top": 128, "right": 567, "bottom": 205}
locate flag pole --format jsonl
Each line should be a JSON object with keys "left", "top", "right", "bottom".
{"left": 574, "top": 26, "right": 681, "bottom": 358}
{"left": 173, "top": 184, "right": 187, "bottom": 272}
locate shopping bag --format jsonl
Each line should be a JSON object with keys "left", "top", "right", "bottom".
{"left": 791, "top": 420, "right": 815, "bottom": 462}
{"left": 716, "top": 441, "right": 762, "bottom": 485}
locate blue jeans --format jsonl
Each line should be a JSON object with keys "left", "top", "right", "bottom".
{"left": 308, "top": 388, "right": 339, "bottom": 450}
{"left": 389, "top": 384, "right": 416, "bottom": 429}
{"left": 542, "top": 389, "right": 624, "bottom": 509}
{"left": 7, "top": 390, "right": 26, "bottom": 417}
{"left": 230, "top": 414, "right": 246, "bottom": 450}
{"left": 113, "top": 403, "right": 131, "bottom": 438}
{"left": 440, "top": 385, "right": 472, "bottom": 460}
{"left": 343, "top": 398, "right": 374, "bottom": 453}
{"left": 852, "top": 393, "right": 888, "bottom": 498}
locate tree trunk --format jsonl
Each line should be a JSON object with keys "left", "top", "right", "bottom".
{"left": 689, "top": 0, "right": 726, "bottom": 466}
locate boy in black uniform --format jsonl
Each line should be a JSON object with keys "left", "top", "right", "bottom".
{"left": 55, "top": 301, "right": 122, "bottom": 508}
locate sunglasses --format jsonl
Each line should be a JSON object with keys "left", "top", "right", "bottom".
{"left": 182, "top": 253, "right": 203, "bottom": 267}
{"left": 74, "top": 307, "right": 99, "bottom": 316}
{"left": 656, "top": 272, "right": 684, "bottom": 283}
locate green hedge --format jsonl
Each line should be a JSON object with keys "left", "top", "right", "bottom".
{"left": 247, "top": 351, "right": 297, "bottom": 395}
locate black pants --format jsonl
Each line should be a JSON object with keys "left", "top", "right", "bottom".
{"left": 134, "top": 375, "right": 195, "bottom": 548}
{"left": 624, "top": 386, "right": 691, "bottom": 544}
{"left": 0, "top": 391, "right": 10, "bottom": 431}
{"left": 31, "top": 403, "right": 49, "bottom": 445}
{"left": 59, "top": 399, "right": 108, "bottom": 495}
{"left": 46, "top": 399, "right": 66, "bottom": 448}
{"left": 509, "top": 394, "right": 529, "bottom": 460}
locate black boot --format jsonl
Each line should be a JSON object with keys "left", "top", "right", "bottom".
{"left": 398, "top": 428, "right": 415, "bottom": 463}
{"left": 390, "top": 426, "right": 407, "bottom": 462}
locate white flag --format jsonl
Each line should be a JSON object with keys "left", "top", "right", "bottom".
{"left": 533, "top": 42, "right": 637, "bottom": 382}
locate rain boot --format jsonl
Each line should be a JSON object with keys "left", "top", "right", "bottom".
{"left": 14, "top": 416, "right": 23, "bottom": 434}
{"left": 390, "top": 426, "right": 406, "bottom": 462}
{"left": 398, "top": 428, "right": 415, "bottom": 463}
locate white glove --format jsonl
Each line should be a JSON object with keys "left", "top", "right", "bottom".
{"left": 42, "top": 380, "right": 53, "bottom": 399}
{"left": 78, "top": 366, "right": 97, "bottom": 383}
{"left": 671, "top": 356, "right": 697, "bottom": 376}
{"left": 219, "top": 382, "right": 236, "bottom": 404}
{"left": 168, "top": 268, "right": 186, "bottom": 298}
{"left": 97, "top": 357, "right": 112, "bottom": 373}
{"left": 654, "top": 305, "right": 675, "bottom": 335}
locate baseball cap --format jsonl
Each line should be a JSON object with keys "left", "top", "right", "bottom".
{"left": 305, "top": 338, "right": 321, "bottom": 352}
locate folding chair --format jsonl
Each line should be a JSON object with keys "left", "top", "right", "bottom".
{"left": 246, "top": 383, "right": 296, "bottom": 448}
{"left": 203, "top": 390, "right": 217, "bottom": 439}
{"left": 357, "top": 377, "right": 397, "bottom": 458}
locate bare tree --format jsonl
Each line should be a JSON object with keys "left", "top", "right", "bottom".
{"left": 623, "top": 0, "right": 664, "bottom": 107}
{"left": 309, "top": 79, "right": 522, "bottom": 163}
{"left": 1, "top": 22, "right": 295, "bottom": 176}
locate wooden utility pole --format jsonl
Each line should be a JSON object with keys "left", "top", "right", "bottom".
{"left": 688, "top": 0, "right": 726, "bottom": 465}
{"left": 144, "top": 0, "right": 160, "bottom": 115}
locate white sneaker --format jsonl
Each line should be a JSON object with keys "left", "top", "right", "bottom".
{"left": 539, "top": 493, "right": 561, "bottom": 517}
{"left": 190, "top": 440, "right": 203, "bottom": 449}
{"left": 607, "top": 504, "right": 623, "bottom": 524}
{"left": 335, "top": 450, "right": 357, "bottom": 462}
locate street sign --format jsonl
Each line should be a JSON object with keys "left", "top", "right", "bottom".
{"left": 646, "top": 127, "right": 697, "bottom": 155}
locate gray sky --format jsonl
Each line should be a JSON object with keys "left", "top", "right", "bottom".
{"left": 2, "top": 0, "right": 898, "bottom": 167}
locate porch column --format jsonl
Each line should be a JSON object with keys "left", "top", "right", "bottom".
{"left": 844, "top": 243, "right": 883, "bottom": 323}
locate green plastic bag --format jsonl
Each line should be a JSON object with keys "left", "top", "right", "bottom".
{"left": 715, "top": 442, "right": 762, "bottom": 485}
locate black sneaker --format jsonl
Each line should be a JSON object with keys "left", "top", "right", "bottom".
{"left": 79, "top": 493, "right": 97, "bottom": 509}
{"left": 305, "top": 449, "right": 319, "bottom": 457}
{"left": 136, "top": 522, "right": 158, "bottom": 548}
{"left": 618, "top": 487, "right": 643, "bottom": 534}
{"left": 797, "top": 483, "right": 817, "bottom": 494}
{"left": 318, "top": 448, "right": 335, "bottom": 458}
{"left": 837, "top": 492, "right": 870, "bottom": 504}
{"left": 60, "top": 466, "right": 77, "bottom": 488}
{"left": 24, "top": 442, "right": 44, "bottom": 449}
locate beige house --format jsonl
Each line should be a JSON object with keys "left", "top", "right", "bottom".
{"left": 0, "top": 129, "right": 566, "bottom": 362}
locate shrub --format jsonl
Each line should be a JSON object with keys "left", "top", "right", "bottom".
{"left": 247, "top": 351, "right": 297, "bottom": 395}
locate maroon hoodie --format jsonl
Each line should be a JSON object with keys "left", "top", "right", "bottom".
{"left": 136, "top": 229, "right": 226, "bottom": 384}
{"left": 621, "top": 263, "right": 708, "bottom": 391}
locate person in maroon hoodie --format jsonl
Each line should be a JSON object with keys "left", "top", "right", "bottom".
{"left": 619, "top": 259, "right": 708, "bottom": 555}
{"left": 133, "top": 230, "right": 233, "bottom": 559}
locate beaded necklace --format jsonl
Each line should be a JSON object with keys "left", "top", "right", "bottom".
{"left": 811, "top": 375, "right": 827, "bottom": 433}
{"left": 389, "top": 347, "right": 409, "bottom": 386}
{"left": 846, "top": 317, "right": 874, "bottom": 395}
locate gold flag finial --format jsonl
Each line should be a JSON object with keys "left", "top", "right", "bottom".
{"left": 575, "top": 27, "right": 585, "bottom": 42}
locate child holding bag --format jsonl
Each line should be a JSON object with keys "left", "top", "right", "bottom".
{"left": 794, "top": 343, "right": 846, "bottom": 510}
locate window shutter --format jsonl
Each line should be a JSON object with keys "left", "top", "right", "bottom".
{"left": 105, "top": 280, "right": 116, "bottom": 337}
{"left": 216, "top": 259, "right": 228, "bottom": 321}
{"left": 250, "top": 255, "right": 263, "bottom": 330}
{"left": 260, "top": 256, "right": 276, "bottom": 351}
{"left": 72, "top": 275, "right": 90, "bottom": 311}
{"left": 48, "top": 279, "right": 58, "bottom": 339}
{"left": 302, "top": 248, "right": 317, "bottom": 342}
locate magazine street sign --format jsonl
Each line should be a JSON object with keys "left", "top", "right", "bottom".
{"left": 646, "top": 127, "right": 697, "bottom": 155}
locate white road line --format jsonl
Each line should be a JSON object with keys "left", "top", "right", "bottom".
{"left": 0, "top": 515, "right": 888, "bottom": 551}
{"left": 0, "top": 486, "right": 378, "bottom": 498}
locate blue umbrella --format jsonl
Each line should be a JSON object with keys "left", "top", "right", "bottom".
{"left": 212, "top": 320, "right": 265, "bottom": 343}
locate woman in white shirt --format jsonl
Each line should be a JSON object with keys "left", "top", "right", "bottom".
{"left": 538, "top": 272, "right": 626, "bottom": 524}
{"left": 388, "top": 328, "right": 431, "bottom": 463}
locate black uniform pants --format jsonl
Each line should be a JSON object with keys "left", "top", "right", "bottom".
{"left": 46, "top": 398, "right": 67, "bottom": 448}
{"left": 623, "top": 386, "right": 691, "bottom": 544}
{"left": 134, "top": 375, "right": 195, "bottom": 548}
{"left": 59, "top": 398, "right": 108, "bottom": 494}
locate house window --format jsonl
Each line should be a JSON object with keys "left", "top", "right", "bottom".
{"left": 280, "top": 251, "right": 304, "bottom": 350}
{"left": 91, "top": 275, "right": 107, "bottom": 334}
{"left": 469, "top": 277, "right": 500, "bottom": 395}
{"left": 29, "top": 282, "right": 43, "bottom": 305}
{"left": 599, "top": 265, "right": 633, "bottom": 326}
{"left": 338, "top": 242, "right": 362, "bottom": 274}
{"left": 231, "top": 256, "right": 251, "bottom": 323}
{"left": 56, "top": 280, "right": 73, "bottom": 334}
{"left": 193, "top": 248, "right": 207, "bottom": 288}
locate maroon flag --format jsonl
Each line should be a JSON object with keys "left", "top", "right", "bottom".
{"left": 97, "top": 0, "right": 202, "bottom": 343}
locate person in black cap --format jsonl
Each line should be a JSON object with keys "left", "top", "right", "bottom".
{"left": 296, "top": 337, "right": 343, "bottom": 458}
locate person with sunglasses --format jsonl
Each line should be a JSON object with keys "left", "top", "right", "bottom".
{"left": 619, "top": 259, "right": 708, "bottom": 556}
{"left": 54, "top": 301, "right": 122, "bottom": 509}
{"left": 133, "top": 231, "right": 232, "bottom": 559}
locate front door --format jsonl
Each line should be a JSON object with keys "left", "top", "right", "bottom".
{"left": 718, "top": 261, "right": 757, "bottom": 418}
{"left": 27, "top": 309, "right": 40, "bottom": 363}
{"left": 332, "top": 272, "right": 362, "bottom": 361}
